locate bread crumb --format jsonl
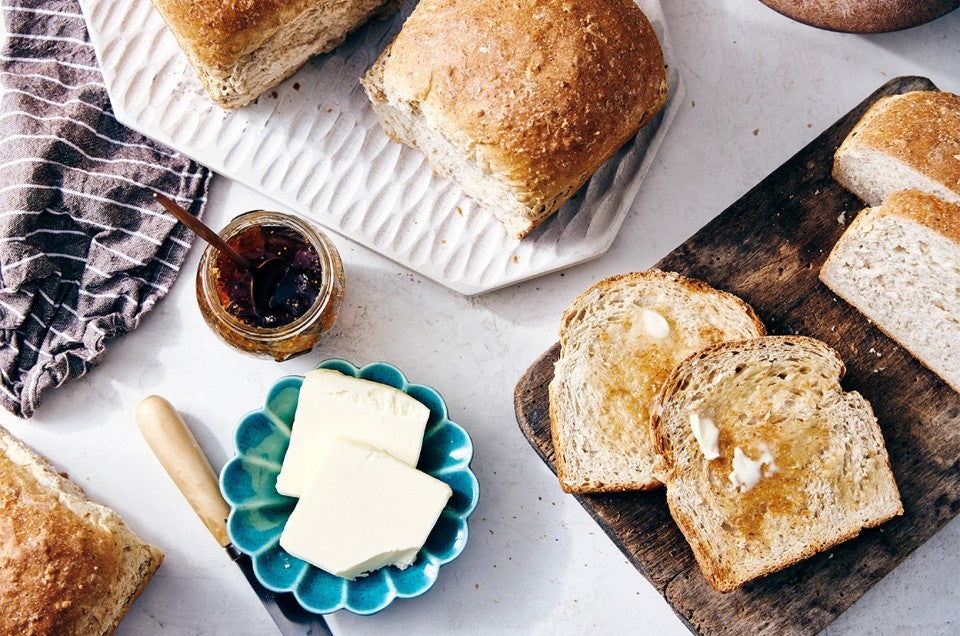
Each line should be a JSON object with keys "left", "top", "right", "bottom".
{"left": 753, "top": 128, "right": 759, "bottom": 136}
{"left": 837, "top": 211, "right": 846, "bottom": 224}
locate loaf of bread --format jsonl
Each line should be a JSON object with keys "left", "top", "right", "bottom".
{"left": 833, "top": 90, "right": 960, "bottom": 206}
{"left": 651, "top": 336, "right": 902, "bottom": 592}
{"left": 820, "top": 189, "right": 960, "bottom": 393}
{"left": 150, "top": 0, "right": 395, "bottom": 108}
{"left": 759, "top": 0, "right": 960, "bottom": 33}
{"left": 0, "top": 426, "right": 163, "bottom": 635}
{"left": 360, "top": 0, "right": 669, "bottom": 238}
{"left": 549, "top": 270, "right": 765, "bottom": 493}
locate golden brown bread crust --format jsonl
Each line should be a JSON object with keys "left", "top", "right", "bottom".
{"left": 379, "top": 0, "right": 668, "bottom": 226}
{"left": 0, "top": 452, "right": 117, "bottom": 634}
{"left": 150, "top": 0, "right": 314, "bottom": 69}
{"left": 0, "top": 428, "right": 162, "bottom": 636}
{"left": 870, "top": 188, "right": 960, "bottom": 244}
{"left": 835, "top": 91, "right": 960, "bottom": 197}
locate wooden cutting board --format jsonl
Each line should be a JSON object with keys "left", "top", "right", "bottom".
{"left": 514, "top": 76, "right": 960, "bottom": 635}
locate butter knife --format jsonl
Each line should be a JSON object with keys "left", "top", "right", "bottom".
{"left": 136, "top": 395, "right": 333, "bottom": 636}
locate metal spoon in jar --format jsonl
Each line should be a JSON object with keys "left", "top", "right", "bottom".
{"left": 153, "top": 193, "right": 286, "bottom": 314}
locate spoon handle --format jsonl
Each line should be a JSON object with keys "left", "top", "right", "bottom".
{"left": 154, "top": 193, "right": 251, "bottom": 270}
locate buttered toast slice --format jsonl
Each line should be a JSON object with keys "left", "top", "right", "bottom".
{"left": 549, "top": 270, "right": 765, "bottom": 493}
{"left": 651, "top": 336, "right": 903, "bottom": 592}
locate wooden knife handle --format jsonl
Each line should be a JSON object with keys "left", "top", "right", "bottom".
{"left": 136, "top": 395, "right": 231, "bottom": 547}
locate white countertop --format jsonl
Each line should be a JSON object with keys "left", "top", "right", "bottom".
{"left": 3, "top": 1, "right": 959, "bottom": 634}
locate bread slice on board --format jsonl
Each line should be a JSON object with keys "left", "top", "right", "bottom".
{"left": 548, "top": 269, "right": 765, "bottom": 493}
{"left": 833, "top": 90, "right": 960, "bottom": 206}
{"left": 360, "top": 0, "right": 668, "bottom": 238}
{"left": 0, "top": 426, "right": 163, "bottom": 635}
{"left": 820, "top": 189, "right": 960, "bottom": 393}
{"left": 150, "top": 0, "right": 395, "bottom": 108}
{"left": 651, "top": 336, "right": 903, "bottom": 593}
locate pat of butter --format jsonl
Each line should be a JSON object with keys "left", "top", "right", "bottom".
{"left": 279, "top": 438, "right": 452, "bottom": 580}
{"left": 729, "top": 446, "right": 776, "bottom": 493}
{"left": 689, "top": 412, "right": 720, "bottom": 460}
{"left": 641, "top": 308, "right": 670, "bottom": 339}
{"left": 275, "top": 369, "right": 429, "bottom": 497}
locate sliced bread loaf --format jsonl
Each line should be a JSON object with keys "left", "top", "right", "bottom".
{"left": 651, "top": 335, "right": 902, "bottom": 592}
{"left": 151, "top": 0, "right": 396, "bottom": 109}
{"left": 548, "top": 269, "right": 765, "bottom": 493}
{"left": 833, "top": 90, "right": 960, "bottom": 206}
{"left": 820, "top": 189, "right": 960, "bottom": 393}
{"left": 360, "top": 0, "right": 668, "bottom": 238}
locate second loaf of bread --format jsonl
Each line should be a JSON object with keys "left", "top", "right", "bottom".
{"left": 152, "top": 0, "right": 396, "bottom": 108}
{"left": 0, "top": 426, "right": 163, "bottom": 634}
{"left": 361, "top": 0, "right": 669, "bottom": 238}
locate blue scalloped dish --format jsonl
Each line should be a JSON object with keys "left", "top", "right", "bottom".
{"left": 220, "top": 359, "right": 479, "bottom": 615}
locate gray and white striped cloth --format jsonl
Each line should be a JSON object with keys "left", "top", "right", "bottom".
{"left": 0, "top": 0, "right": 210, "bottom": 417}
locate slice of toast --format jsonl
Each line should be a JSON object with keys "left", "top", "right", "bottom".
{"left": 548, "top": 269, "right": 765, "bottom": 493}
{"left": 651, "top": 335, "right": 903, "bottom": 592}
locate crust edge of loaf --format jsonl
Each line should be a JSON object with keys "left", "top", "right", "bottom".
{"left": 0, "top": 426, "right": 164, "bottom": 635}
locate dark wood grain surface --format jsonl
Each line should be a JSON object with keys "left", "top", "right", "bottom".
{"left": 513, "top": 76, "right": 960, "bottom": 635}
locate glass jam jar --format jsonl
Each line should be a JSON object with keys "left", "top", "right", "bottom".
{"left": 196, "top": 210, "right": 345, "bottom": 361}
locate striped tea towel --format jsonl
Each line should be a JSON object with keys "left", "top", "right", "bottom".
{"left": 0, "top": 0, "right": 211, "bottom": 417}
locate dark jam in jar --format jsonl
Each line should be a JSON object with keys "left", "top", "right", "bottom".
{"left": 213, "top": 225, "right": 322, "bottom": 328}
{"left": 196, "top": 211, "right": 345, "bottom": 361}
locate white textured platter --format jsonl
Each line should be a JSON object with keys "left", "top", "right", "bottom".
{"left": 79, "top": 0, "right": 683, "bottom": 296}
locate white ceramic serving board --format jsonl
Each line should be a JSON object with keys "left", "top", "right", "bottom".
{"left": 79, "top": 0, "right": 683, "bottom": 295}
